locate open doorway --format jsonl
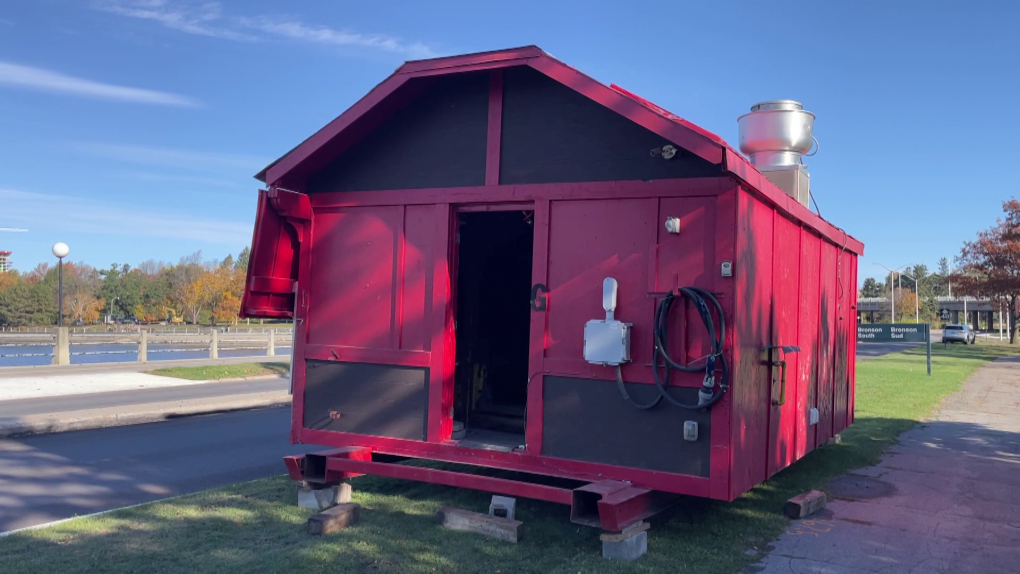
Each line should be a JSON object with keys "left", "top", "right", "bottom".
{"left": 453, "top": 209, "right": 534, "bottom": 451}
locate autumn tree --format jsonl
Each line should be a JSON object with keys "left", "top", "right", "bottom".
{"left": 896, "top": 289, "right": 919, "bottom": 323}
{"left": 954, "top": 199, "right": 1020, "bottom": 344}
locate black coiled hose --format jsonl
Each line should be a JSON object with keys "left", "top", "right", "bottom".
{"left": 616, "top": 287, "right": 728, "bottom": 411}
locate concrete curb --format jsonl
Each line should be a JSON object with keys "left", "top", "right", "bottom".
{"left": 0, "top": 393, "right": 292, "bottom": 439}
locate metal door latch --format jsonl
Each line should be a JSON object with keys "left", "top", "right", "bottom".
{"left": 762, "top": 344, "right": 800, "bottom": 406}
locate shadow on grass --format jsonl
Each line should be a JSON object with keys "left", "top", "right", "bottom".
{"left": 7, "top": 414, "right": 1016, "bottom": 574}
{"left": 2, "top": 352, "right": 1017, "bottom": 573}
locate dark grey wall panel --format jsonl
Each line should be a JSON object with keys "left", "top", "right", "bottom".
{"left": 307, "top": 72, "right": 489, "bottom": 192}
{"left": 500, "top": 67, "right": 721, "bottom": 185}
{"left": 542, "top": 376, "right": 711, "bottom": 477}
{"left": 304, "top": 360, "right": 428, "bottom": 440}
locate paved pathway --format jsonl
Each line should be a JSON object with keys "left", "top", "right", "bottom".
{"left": 748, "top": 357, "right": 1020, "bottom": 574}
{"left": 0, "top": 355, "right": 287, "bottom": 377}
{"left": 0, "top": 356, "right": 290, "bottom": 401}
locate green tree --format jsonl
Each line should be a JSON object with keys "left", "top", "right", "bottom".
{"left": 0, "top": 282, "right": 34, "bottom": 325}
{"left": 236, "top": 247, "right": 250, "bottom": 273}
{"left": 937, "top": 257, "right": 950, "bottom": 277}
{"left": 860, "top": 277, "right": 883, "bottom": 298}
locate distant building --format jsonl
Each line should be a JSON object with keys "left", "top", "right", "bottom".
{"left": 0, "top": 251, "right": 11, "bottom": 272}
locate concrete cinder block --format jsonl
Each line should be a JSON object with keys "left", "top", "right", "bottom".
{"left": 601, "top": 523, "right": 649, "bottom": 561}
{"left": 489, "top": 495, "right": 517, "bottom": 520}
{"left": 298, "top": 483, "right": 351, "bottom": 510}
{"left": 784, "top": 489, "right": 827, "bottom": 519}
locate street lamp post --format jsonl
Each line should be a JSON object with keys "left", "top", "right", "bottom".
{"left": 110, "top": 296, "right": 120, "bottom": 323}
{"left": 875, "top": 263, "right": 908, "bottom": 323}
{"left": 901, "top": 272, "right": 920, "bottom": 324}
{"left": 52, "top": 242, "right": 69, "bottom": 326}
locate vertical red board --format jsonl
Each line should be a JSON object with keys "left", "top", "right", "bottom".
{"left": 401, "top": 205, "right": 435, "bottom": 351}
{"left": 307, "top": 207, "right": 401, "bottom": 349}
{"left": 832, "top": 247, "right": 851, "bottom": 435}
{"left": 709, "top": 187, "right": 737, "bottom": 501}
{"left": 796, "top": 230, "right": 821, "bottom": 457}
{"left": 427, "top": 204, "right": 455, "bottom": 442}
{"left": 657, "top": 196, "right": 717, "bottom": 367}
{"left": 767, "top": 215, "right": 801, "bottom": 476}
{"left": 815, "top": 242, "right": 837, "bottom": 445}
{"left": 525, "top": 199, "right": 551, "bottom": 453}
{"left": 544, "top": 199, "right": 656, "bottom": 366}
{"left": 847, "top": 251, "right": 858, "bottom": 426}
{"left": 656, "top": 196, "right": 718, "bottom": 384}
{"left": 730, "top": 190, "right": 773, "bottom": 498}
{"left": 290, "top": 203, "right": 313, "bottom": 445}
{"left": 485, "top": 70, "right": 503, "bottom": 186}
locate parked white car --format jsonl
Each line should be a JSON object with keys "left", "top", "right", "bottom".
{"left": 942, "top": 324, "right": 976, "bottom": 344}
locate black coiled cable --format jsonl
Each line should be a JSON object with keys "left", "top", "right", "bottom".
{"left": 616, "top": 287, "right": 728, "bottom": 411}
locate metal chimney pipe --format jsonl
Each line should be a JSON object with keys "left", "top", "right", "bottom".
{"left": 737, "top": 101, "right": 816, "bottom": 208}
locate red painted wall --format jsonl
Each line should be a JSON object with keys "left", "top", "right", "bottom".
{"left": 729, "top": 188, "right": 859, "bottom": 497}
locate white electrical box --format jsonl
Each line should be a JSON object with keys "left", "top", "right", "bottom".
{"left": 583, "top": 277, "right": 632, "bottom": 366}
{"left": 583, "top": 319, "right": 631, "bottom": 366}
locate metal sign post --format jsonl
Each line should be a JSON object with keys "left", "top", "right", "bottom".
{"left": 925, "top": 323, "right": 931, "bottom": 375}
{"left": 857, "top": 323, "right": 932, "bottom": 376}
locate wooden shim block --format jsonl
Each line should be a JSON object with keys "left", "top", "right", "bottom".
{"left": 784, "top": 490, "right": 827, "bottom": 519}
{"left": 307, "top": 503, "right": 360, "bottom": 536}
{"left": 600, "top": 521, "right": 650, "bottom": 543}
{"left": 435, "top": 506, "right": 522, "bottom": 543}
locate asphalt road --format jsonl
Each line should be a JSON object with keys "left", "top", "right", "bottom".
{"left": 0, "top": 407, "right": 314, "bottom": 533}
{"left": 0, "top": 377, "right": 289, "bottom": 418}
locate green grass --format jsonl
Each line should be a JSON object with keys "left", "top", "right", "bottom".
{"left": 3, "top": 343, "right": 1015, "bottom": 574}
{"left": 145, "top": 362, "right": 290, "bottom": 381}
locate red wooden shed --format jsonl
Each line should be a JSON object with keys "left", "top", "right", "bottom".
{"left": 242, "top": 46, "right": 863, "bottom": 531}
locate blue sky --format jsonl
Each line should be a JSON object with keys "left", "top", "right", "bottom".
{"left": 1, "top": 1, "right": 1017, "bottom": 284}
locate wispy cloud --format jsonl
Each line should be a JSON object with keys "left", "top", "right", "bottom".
{"left": 121, "top": 172, "right": 242, "bottom": 187}
{"left": 70, "top": 142, "right": 268, "bottom": 173}
{"left": 238, "top": 17, "right": 436, "bottom": 58}
{"left": 93, "top": 0, "right": 252, "bottom": 41}
{"left": 96, "top": 0, "right": 436, "bottom": 58}
{"left": 0, "top": 188, "right": 250, "bottom": 245}
{"left": 0, "top": 61, "right": 199, "bottom": 107}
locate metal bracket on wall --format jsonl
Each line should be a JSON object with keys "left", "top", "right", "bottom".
{"left": 762, "top": 345, "right": 801, "bottom": 406}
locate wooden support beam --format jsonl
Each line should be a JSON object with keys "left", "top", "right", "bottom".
{"left": 435, "top": 506, "right": 522, "bottom": 543}
{"left": 784, "top": 490, "right": 827, "bottom": 519}
{"left": 307, "top": 503, "right": 361, "bottom": 536}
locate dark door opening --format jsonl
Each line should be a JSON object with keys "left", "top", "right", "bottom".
{"left": 453, "top": 210, "right": 534, "bottom": 451}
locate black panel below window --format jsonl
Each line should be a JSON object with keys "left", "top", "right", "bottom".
{"left": 304, "top": 360, "right": 428, "bottom": 440}
{"left": 542, "top": 376, "right": 711, "bottom": 477}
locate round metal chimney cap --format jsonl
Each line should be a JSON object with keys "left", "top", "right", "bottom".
{"left": 750, "top": 100, "right": 803, "bottom": 112}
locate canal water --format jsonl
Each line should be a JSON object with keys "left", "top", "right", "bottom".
{"left": 0, "top": 344, "right": 293, "bottom": 367}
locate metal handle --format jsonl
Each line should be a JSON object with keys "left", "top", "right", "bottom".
{"left": 804, "top": 136, "right": 819, "bottom": 157}
{"left": 772, "top": 359, "right": 788, "bottom": 406}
